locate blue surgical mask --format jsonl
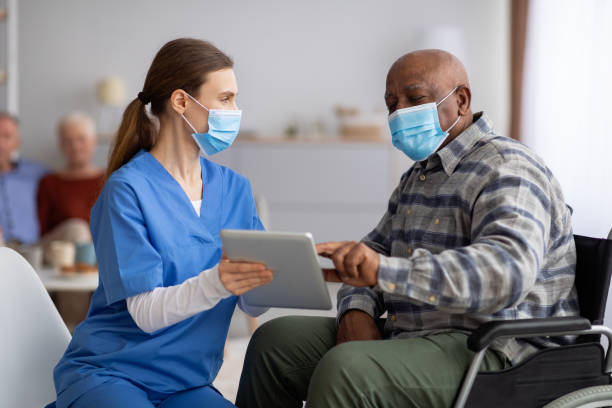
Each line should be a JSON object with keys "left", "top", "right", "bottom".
{"left": 388, "top": 87, "right": 461, "bottom": 161}
{"left": 181, "top": 93, "right": 242, "bottom": 156}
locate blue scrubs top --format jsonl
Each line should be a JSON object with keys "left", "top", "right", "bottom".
{"left": 53, "top": 150, "right": 263, "bottom": 407}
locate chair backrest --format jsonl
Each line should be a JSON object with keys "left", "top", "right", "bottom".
{"left": 0, "top": 247, "right": 71, "bottom": 407}
{"left": 574, "top": 235, "right": 612, "bottom": 324}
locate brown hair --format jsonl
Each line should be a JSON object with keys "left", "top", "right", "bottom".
{"left": 105, "top": 38, "right": 233, "bottom": 180}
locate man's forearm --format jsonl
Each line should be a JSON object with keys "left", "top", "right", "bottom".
{"left": 336, "top": 285, "right": 386, "bottom": 326}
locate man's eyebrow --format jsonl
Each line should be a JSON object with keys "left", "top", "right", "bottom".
{"left": 385, "top": 84, "right": 428, "bottom": 99}
{"left": 401, "top": 84, "right": 428, "bottom": 92}
{"left": 219, "top": 90, "right": 236, "bottom": 97}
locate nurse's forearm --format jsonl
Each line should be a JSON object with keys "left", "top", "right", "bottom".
{"left": 126, "top": 264, "right": 232, "bottom": 333}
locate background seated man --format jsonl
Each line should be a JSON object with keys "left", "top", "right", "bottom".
{"left": 0, "top": 112, "right": 47, "bottom": 247}
{"left": 37, "top": 111, "right": 104, "bottom": 330}
{"left": 235, "top": 50, "right": 578, "bottom": 408}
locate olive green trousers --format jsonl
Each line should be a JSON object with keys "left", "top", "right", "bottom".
{"left": 235, "top": 316, "right": 509, "bottom": 408}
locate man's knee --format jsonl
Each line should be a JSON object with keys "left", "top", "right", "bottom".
{"left": 307, "top": 342, "right": 370, "bottom": 407}
{"left": 311, "top": 341, "right": 365, "bottom": 383}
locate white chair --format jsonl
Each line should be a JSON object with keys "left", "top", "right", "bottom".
{"left": 0, "top": 247, "right": 71, "bottom": 407}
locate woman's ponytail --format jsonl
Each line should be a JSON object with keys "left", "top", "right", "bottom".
{"left": 103, "top": 38, "right": 233, "bottom": 182}
{"left": 104, "top": 98, "right": 154, "bottom": 181}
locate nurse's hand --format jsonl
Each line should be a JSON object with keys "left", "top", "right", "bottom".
{"left": 316, "top": 241, "right": 379, "bottom": 287}
{"left": 218, "top": 258, "right": 274, "bottom": 296}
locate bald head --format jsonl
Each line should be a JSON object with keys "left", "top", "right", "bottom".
{"left": 389, "top": 49, "right": 470, "bottom": 92}
{"left": 385, "top": 49, "right": 473, "bottom": 148}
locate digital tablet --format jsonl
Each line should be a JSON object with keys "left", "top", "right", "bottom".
{"left": 220, "top": 230, "right": 332, "bottom": 310}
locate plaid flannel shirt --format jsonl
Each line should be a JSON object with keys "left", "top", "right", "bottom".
{"left": 337, "top": 112, "right": 579, "bottom": 364}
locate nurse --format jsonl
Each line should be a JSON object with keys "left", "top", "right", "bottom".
{"left": 49, "top": 38, "right": 273, "bottom": 408}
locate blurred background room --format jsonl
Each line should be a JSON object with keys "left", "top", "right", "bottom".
{"left": 0, "top": 0, "right": 610, "bottom": 403}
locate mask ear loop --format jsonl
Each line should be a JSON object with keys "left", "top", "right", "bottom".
{"left": 436, "top": 86, "right": 460, "bottom": 107}
{"left": 444, "top": 115, "right": 462, "bottom": 134}
{"left": 181, "top": 114, "right": 198, "bottom": 133}
{"left": 185, "top": 93, "right": 210, "bottom": 112}
{"left": 436, "top": 86, "right": 462, "bottom": 133}
{"left": 181, "top": 92, "right": 210, "bottom": 133}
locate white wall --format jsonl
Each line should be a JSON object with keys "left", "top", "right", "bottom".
{"left": 16, "top": 0, "right": 510, "bottom": 168}
{"left": 521, "top": 0, "right": 612, "bottom": 239}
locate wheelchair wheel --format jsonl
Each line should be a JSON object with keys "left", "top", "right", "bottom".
{"left": 543, "top": 385, "right": 612, "bottom": 408}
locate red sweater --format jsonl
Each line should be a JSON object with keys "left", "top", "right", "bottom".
{"left": 37, "top": 173, "right": 105, "bottom": 235}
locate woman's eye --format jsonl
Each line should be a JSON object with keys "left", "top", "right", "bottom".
{"left": 409, "top": 96, "right": 425, "bottom": 103}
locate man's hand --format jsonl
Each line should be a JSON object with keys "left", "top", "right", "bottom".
{"left": 337, "top": 310, "right": 382, "bottom": 345}
{"left": 316, "top": 241, "right": 380, "bottom": 287}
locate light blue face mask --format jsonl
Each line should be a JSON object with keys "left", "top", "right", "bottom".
{"left": 388, "top": 87, "right": 461, "bottom": 161}
{"left": 181, "top": 93, "right": 242, "bottom": 156}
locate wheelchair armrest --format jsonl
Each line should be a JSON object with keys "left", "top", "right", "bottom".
{"left": 467, "top": 316, "right": 591, "bottom": 352}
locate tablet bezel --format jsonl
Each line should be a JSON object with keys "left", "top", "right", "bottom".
{"left": 220, "top": 230, "right": 333, "bottom": 310}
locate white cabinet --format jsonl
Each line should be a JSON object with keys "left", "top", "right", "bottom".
{"left": 212, "top": 140, "right": 412, "bottom": 243}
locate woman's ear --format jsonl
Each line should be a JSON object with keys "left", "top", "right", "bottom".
{"left": 170, "top": 89, "right": 188, "bottom": 115}
{"left": 456, "top": 86, "right": 471, "bottom": 115}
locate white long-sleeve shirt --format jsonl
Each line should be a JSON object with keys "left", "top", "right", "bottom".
{"left": 126, "top": 264, "right": 268, "bottom": 333}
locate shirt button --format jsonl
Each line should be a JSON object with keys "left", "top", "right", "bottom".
{"left": 407, "top": 248, "right": 412, "bottom": 255}
{"left": 406, "top": 209, "right": 411, "bottom": 215}
{"left": 419, "top": 174, "right": 426, "bottom": 181}
{"left": 429, "top": 295, "right": 436, "bottom": 303}
{"left": 388, "top": 283, "right": 396, "bottom": 291}
{"left": 390, "top": 314, "right": 397, "bottom": 321}
{"left": 434, "top": 218, "right": 440, "bottom": 225}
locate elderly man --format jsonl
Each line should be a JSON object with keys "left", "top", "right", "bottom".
{"left": 0, "top": 112, "right": 47, "bottom": 246}
{"left": 235, "top": 50, "right": 578, "bottom": 408}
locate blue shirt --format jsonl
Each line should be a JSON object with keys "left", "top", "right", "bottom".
{"left": 0, "top": 159, "right": 47, "bottom": 244}
{"left": 53, "top": 150, "right": 263, "bottom": 407}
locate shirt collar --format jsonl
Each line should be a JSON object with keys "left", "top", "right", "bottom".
{"left": 0, "top": 160, "right": 19, "bottom": 175}
{"left": 435, "top": 111, "right": 493, "bottom": 176}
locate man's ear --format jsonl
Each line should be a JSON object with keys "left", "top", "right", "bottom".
{"left": 170, "top": 89, "right": 188, "bottom": 115}
{"left": 456, "top": 86, "right": 471, "bottom": 116}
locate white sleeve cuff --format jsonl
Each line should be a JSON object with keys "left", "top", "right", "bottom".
{"left": 198, "top": 264, "right": 232, "bottom": 299}
{"left": 127, "top": 264, "right": 233, "bottom": 333}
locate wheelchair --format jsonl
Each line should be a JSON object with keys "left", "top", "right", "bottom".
{"left": 453, "top": 233, "right": 612, "bottom": 407}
